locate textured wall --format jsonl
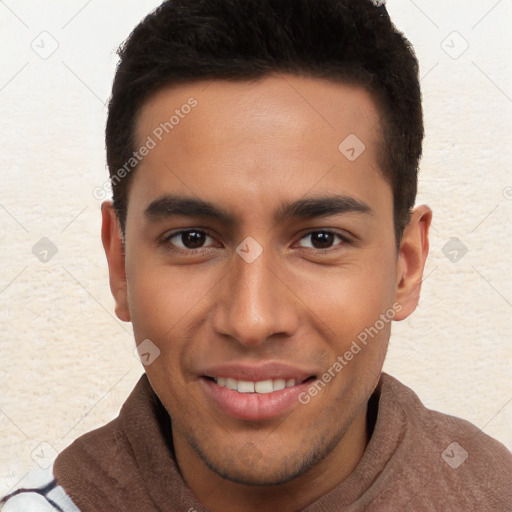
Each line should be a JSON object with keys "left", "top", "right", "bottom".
{"left": 1, "top": 0, "right": 511, "bottom": 495}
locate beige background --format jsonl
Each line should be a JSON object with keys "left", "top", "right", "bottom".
{"left": 1, "top": 0, "right": 511, "bottom": 495}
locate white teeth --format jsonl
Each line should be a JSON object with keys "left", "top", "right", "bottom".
{"left": 225, "top": 378, "right": 237, "bottom": 390}
{"left": 273, "top": 379, "right": 286, "bottom": 391}
{"left": 254, "top": 380, "right": 274, "bottom": 394}
{"left": 214, "top": 377, "right": 297, "bottom": 393}
{"left": 237, "top": 380, "right": 255, "bottom": 393}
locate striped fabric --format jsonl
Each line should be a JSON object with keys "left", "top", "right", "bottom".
{"left": 0, "top": 463, "right": 79, "bottom": 512}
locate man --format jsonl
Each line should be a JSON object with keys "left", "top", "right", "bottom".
{"left": 2, "top": 0, "right": 511, "bottom": 510}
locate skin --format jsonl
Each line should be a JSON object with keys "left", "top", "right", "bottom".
{"left": 101, "top": 74, "right": 432, "bottom": 512}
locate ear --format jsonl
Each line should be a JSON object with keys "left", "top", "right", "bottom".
{"left": 394, "top": 205, "right": 432, "bottom": 321}
{"left": 101, "top": 201, "right": 131, "bottom": 322}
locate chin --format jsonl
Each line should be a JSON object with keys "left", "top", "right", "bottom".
{"left": 207, "top": 462, "right": 306, "bottom": 487}
{"left": 196, "top": 441, "right": 326, "bottom": 487}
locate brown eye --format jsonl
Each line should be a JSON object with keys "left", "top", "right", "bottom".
{"left": 297, "top": 231, "right": 347, "bottom": 250}
{"left": 166, "top": 230, "right": 213, "bottom": 250}
{"left": 181, "top": 231, "right": 206, "bottom": 249}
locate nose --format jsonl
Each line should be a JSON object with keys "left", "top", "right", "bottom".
{"left": 211, "top": 246, "right": 299, "bottom": 347}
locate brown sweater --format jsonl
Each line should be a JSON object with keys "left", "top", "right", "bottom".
{"left": 52, "top": 372, "right": 512, "bottom": 511}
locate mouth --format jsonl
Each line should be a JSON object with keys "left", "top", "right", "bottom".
{"left": 204, "top": 375, "right": 317, "bottom": 394}
{"left": 200, "top": 374, "right": 318, "bottom": 421}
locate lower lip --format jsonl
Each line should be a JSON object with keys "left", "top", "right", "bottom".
{"left": 200, "top": 377, "right": 314, "bottom": 421}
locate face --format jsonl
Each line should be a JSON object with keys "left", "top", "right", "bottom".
{"left": 103, "top": 74, "right": 429, "bottom": 490}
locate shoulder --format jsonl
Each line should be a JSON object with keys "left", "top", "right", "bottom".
{"left": 380, "top": 373, "right": 512, "bottom": 507}
{"left": 0, "top": 463, "right": 79, "bottom": 512}
{"left": 386, "top": 373, "right": 512, "bottom": 465}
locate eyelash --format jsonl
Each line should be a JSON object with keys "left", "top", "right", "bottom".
{"left": 161, "top": 229, "right": 351, "bottom": 256}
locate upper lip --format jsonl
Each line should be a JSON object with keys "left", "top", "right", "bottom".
{"left": 198, "top": 361, "right": 318, "bottom": 383}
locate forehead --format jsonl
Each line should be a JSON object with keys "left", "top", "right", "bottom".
{"left": 136, "top": 74, "right": 381, "bottom": 151}
{"left": 129, "top": 74, "right": 391, "bottom": 222}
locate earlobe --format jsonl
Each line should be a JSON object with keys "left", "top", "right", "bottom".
{"left": 394, "top": 205, "right": 432, "bottom": 321}
{"left": 101, "top": 201, "right": 131, "bottom": 322}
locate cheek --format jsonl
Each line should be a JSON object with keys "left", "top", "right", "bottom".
{"left": 301, "top": 254, "right": 397, "bottom": 349}
{"left": 125, "top": 257, "right": 223, "bottom": 380}
{"left": 126, "top": 254, "right": 207, "bottom": 337}
{"left": 126, "top": 265, "right": 196, "bottom": 399}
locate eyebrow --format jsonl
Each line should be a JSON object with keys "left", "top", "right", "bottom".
{"left": 144, "top": 194, "right": 372, "bottom": 225}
